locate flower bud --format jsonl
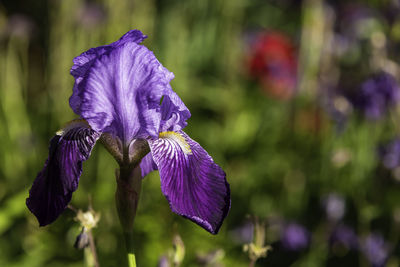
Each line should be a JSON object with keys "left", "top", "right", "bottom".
{"left": 74, "top": 228, "right": 90, "bottom": 249}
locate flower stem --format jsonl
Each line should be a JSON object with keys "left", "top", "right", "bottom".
{"left": 88, "top": 230, "right": 100, "bottom": 267}
{"left": 249, "top": 259, "right": 256, "bottom": 267}
{"left": 84, "top": 230, "right": 100, "bottom": 267}
{"left": 123, "top": 232, "right": 137, "bottom": 267}
{"left": 115, "top": 165, "right": 142, "bottom": 267}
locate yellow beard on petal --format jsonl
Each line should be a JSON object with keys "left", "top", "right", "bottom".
{"left": 158, "top": 131, "right": 192, "bottom": 155}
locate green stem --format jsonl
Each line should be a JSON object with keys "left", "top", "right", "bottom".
{"left": 124, "top": 232, "right": 137, "bottom": 267}
{"left": 112, "top": 139, "right": 149, "bottom": 267}
{"left": 115, "top": 165, "right": 142, "bottom": 267}
{"left": 84, "top": 230, "right": 100, "bottom": 267}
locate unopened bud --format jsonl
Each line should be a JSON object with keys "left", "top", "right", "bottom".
{"left": 172, "top": 234, "right": 185, "bottom": 266}
{"left": 74, "top": 228, "right": 90, "bottom": 249}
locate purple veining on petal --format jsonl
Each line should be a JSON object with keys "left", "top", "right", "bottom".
{"left": 70, "top": 30, "right": 147, "bottom": 114}
{"left": 159, "top": 93, "right": 191, "bottom": 133}
{"left": 70, "top": 31, "right": 190, "bottom": 145}
{"left": 26, "top": 122, "right": 100, "bottom": 226}
{"left": 148, "top": 131, "right": 230, "bottom": 234}
{"left": 140, "top": 152, "right": 158, "bottom": 178}
{"left": 78, "top": 42, "right": 162, "bottom": 142}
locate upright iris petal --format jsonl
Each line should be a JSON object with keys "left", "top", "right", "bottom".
{"left": 70, "top": 30, "right": 186, "bottom": 144}
{"left": 159, "top": 93, "right": 191, "bottom": 132}
{"left": 70, "top": 30, "right": 147, "bottom": 113}
{"left": 26, "top": 121, "right": 100, "bottom": 226}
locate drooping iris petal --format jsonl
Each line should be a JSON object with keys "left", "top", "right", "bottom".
{"left": 70, "top": 30, "right": 147, "bottom": 113}
{"left": 26, "top": 121, "right": 100, "bottom": 226}
{"left": 148, "top": 131, "right": 230, "bottom": 234}
{"left": 139, "top": 152, "right": 157, "bottom": 178}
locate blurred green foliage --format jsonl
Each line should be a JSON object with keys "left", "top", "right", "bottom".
{"left": 1, "top": 0, "right": 400, "bottom": 266}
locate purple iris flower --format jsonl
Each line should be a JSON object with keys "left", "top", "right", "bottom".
{"left": 329, "top": 224, "right": 358, "bottom": 250}
{"left": 355, "top": 72, "right": 400, "bottom": 120}
{"left": 322, "top": 193, "right": 346, "bottom": 222}
{"left": 26, "top": 30, "right": 230, "bottom": 234}
{"left": 361, "top": 233, "right": 390, "bottom": 267}
{"left": 379, "top": 138, "right": 400, "bottom": 169}
{"left": 280, "top": 223, "right": 310, "bottom": 251}
{"left": 230, "top": 221, "right": 254, "bottom": 244}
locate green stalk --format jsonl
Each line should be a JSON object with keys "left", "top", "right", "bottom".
{"left": 102, "top": 136, "right": 149, "bottom": 267}
{"left": 124, "top": 232, "right": 137, "bottom": 267}
{"left": 115, "top": 165, "right": 142, "bottom": 267}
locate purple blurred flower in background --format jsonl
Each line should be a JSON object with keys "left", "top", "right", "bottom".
{"left": 322, "top": 94, "right": 353, "bottom": 133}
{"left": 157, "top": 256, "right": 170, "bottom": 267}
{"left": 75, "top": 1, "right": 107, "bottom": 29}
{"left": 379, "top": 138, "right": 400, "bottom": 169}
{"left": 355, "top": 72, "right": 400, "bottom": 120}
{"left": 331, "top": 4, "right": 384, "bottom": 67}
{"left": 322, "top": 193, "right": 346, "bottom": 222}
{"left": 26, "top": 30, "right": 230, "bottom": 234}
{"left": 280, "top": 223, "right": 310, "bottom": 251}
{"left": 361, "top": 233, "right": 390, "bottom": 267}
{"left": 338, "top": 4, "right": 381, "bottom": 41}
{"left": 329, "top": 224, "right": 358, "bottom": 250}
{"left": 5, "top": 14, "right": 36, "bottom": 39}
{"left": 230, "top": 221, "right": 254, "bottom": 244}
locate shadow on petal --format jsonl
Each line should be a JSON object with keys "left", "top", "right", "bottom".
{"left": 26, "top": 122, "right": 100, "bottom": 226}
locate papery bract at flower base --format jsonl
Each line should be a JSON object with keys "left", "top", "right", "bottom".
{"left": 26, "top": 30, "right": 230, "bottom": 235}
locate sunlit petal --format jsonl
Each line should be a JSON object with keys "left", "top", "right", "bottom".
{"left": 149, "top": 131, "right": 230, "bottom": 234}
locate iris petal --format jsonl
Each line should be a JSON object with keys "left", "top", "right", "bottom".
{"left": 159, "top": 93, "right": 191, "bottom": 132}
{"left": 70, "top": 30, "right": 147, "bottom": 114}
{"left": 139, "top": 153, "right": 157, "bottom": 178}
{"left": 148, "top": 131, "right": 230, "bottom": 234}
{"left": 26, "top": 121, "right": 100, "bottom": 226}
{"left": 69, "top": 30, "right": 190, "bottom": 145}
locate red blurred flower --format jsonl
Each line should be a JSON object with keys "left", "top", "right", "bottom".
{"left": 248, "top": 32, "right": 297, "bottom": 100}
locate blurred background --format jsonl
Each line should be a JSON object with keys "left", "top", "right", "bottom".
{"left": 1, "top": 0, "right": 400, "bottom": 266}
